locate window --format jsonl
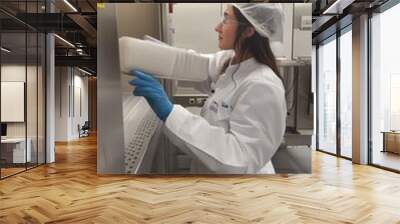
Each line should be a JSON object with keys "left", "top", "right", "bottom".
{"left": 317, "top": 36, "right": 337, "bottom": 154}
{"left": 311, "top": 46, "right": 317, "bottom": 150}
{"left": 370, "top": 2, "right": 400, "bottom": 171}
{"left": 339, "top": 28, "right": 352, "bottom": 158}
{"left": 390, "top": 74, "right": 400, "bottom": 130}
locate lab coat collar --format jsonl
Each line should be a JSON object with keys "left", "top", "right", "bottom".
{"left": 225, "top": 56, "right": 259, "bottom": 80}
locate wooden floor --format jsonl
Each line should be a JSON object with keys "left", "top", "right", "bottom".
{"left": 373, "top": 150, "right": 400, "bottom": 171}
{"left": 0, "top": 167, "right": 26, "bottom": 178}
{"left": 1, "top": 135, "right": 400, "bottom": 223}
{"left": 1, "top": 163, "right": 45, "bottom": 178}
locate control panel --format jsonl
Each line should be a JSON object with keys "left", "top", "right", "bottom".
{"left": 173, "top": 95, "right": 208, "bottom": 107}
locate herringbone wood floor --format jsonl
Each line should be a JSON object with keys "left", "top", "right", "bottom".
{"left": 1, "top": 134, "right": 400, "bottom": 223}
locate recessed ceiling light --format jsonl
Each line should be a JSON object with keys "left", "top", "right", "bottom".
{"left": 78, "top": 67, "right": 92, "bottom": 76}
{"left": 63, "top": 0, "right": 78, "bottom": 12}
{"left": 322, "top": 0, "right": 354, "bottom": 15}
{"left": 1, "top": 47, "right": 11, "bottom": 53}
{"left": 54, "top": 34, "right": 75, "bottom": 48}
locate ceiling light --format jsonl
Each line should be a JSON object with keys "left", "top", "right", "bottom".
{"left": 54, "top": 34, "right": 75, "bottom": 48}
{"left": 323, "top": 0, "right": 341, "bottom": 14}
{"left": 76, "top": 49, "right": 86, "bottom": 55}
{"left": 78, "top": 67, "right": 92, "bottom": 76}
{"left": 1, "top": 47, "right": 11, "bottom": 53}
{"left": 322, "top": 0, "right": 354, "bottom": 15}
{"left": 63, "top": 0, "right": 78, "bottom": 12}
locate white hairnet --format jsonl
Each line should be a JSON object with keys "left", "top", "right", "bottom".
{"left": 232, "top": 3, "right": 284, "bottom": 41}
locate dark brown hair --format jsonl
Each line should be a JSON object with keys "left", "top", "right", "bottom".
{"left": 220, "top": 6, "right": 282, "bottom": 82}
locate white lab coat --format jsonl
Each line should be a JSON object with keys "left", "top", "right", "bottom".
{"left": 163, "top": 50, "right": 287, "bottom": 174}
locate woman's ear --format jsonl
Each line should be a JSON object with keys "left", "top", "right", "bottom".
{"left": 243, "top": 26, "right": 256, "bottom": 38}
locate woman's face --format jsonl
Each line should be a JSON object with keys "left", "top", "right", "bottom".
{"left": 215, "top": 6, "right": 238, "bottom": 50}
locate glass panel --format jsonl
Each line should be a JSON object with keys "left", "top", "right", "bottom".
{"left": 371, "top": 3, "right": 400, "bottom": 171}
{"left": 27, "top": 31, "right": 38, "bottom": 169}
{"left": 390, "top": 75, "right": 400, "bottom": 130}
{"left": 1, "top": 31, "right": 27, "bottom": 177}
{"left": 1, "top": 1, "right": 29, "bottom": 178}
{"left": 0, "top": 1, "right": 46, "bottom": 178}
{"left": 38, "top": 33, "right": 45, "bottom": 165}
{"left": 0, "top": 1, "right": 28, "bottom": 32}
{"left": 340, "top": 29, "right": 352, "bottom": 158}
{"left": 311, "top": 46, "right": 317, "bottom": 150}
{"left": 317, "top": 37, "right": 337, "bottom": 154}
{"left": 27, "top": 0, "right": 39, "bottom": 169}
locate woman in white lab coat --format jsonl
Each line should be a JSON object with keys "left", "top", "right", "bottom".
{"left": 130, "top": 3, "right": 286, "bottom": 174}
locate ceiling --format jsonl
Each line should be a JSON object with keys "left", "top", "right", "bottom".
{"left": 312, "top": 0, "right": 390, "bottom": 44}
{"left": 0, "top": 0, "right": 97, "bottom": 74}
{"left": 0, "top": 0, "right": 96, "bottom": 14}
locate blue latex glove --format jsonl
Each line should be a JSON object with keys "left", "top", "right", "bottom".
{"left": 129, "top": 70, "right": 173, "bottom": 121}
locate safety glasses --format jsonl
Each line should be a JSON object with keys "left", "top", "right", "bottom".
{"left": 221, "top": 15, "right": 248, "bottom": 26}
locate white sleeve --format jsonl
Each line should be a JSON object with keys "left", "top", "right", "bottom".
{"left": 201, "top": 50, "right": 234, "bottom": 83}
{"left": 164, "top": 80, "right": 287, "bottom": 173}
{"left": 119, "top": 36, "right": 233, "bottom": 82}
{"left": 177, "top": 50, "right": 234, "bottom": 94}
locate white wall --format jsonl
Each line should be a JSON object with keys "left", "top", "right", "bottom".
{"left": 1, "top": 65, "right": 26, "bottom": 81}
{"left": 168, "top": 3, "right": 310, "bottom": 58}
{"left": 170, "top": 3, "right": 221, "bottom": 53}
{"left": 116, "top": 4, "right": 160, "bottom": 39}
{"left": 1, "top": 64, "right": 46, "bottom": 164}
{"left": 72, "top": 73, "right": 89, "bottom": 138}
{"left": 55, "top": 67, "right": 89, "bottom": 141}
{"left": 167, "top": 3, "right": 311, "bottom": 96}
{"left": 1, "top": 66, "right": 26, "bottom": 127}
{"left": 1, "top": 65, "right": 35, "bottom": 138}
{"left": 55, "top": 67, "right": 69, "bottom": 141}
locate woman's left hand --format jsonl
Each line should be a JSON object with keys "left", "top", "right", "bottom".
{"left": 128, "top": 70, "right": 173, "bottom": 121}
